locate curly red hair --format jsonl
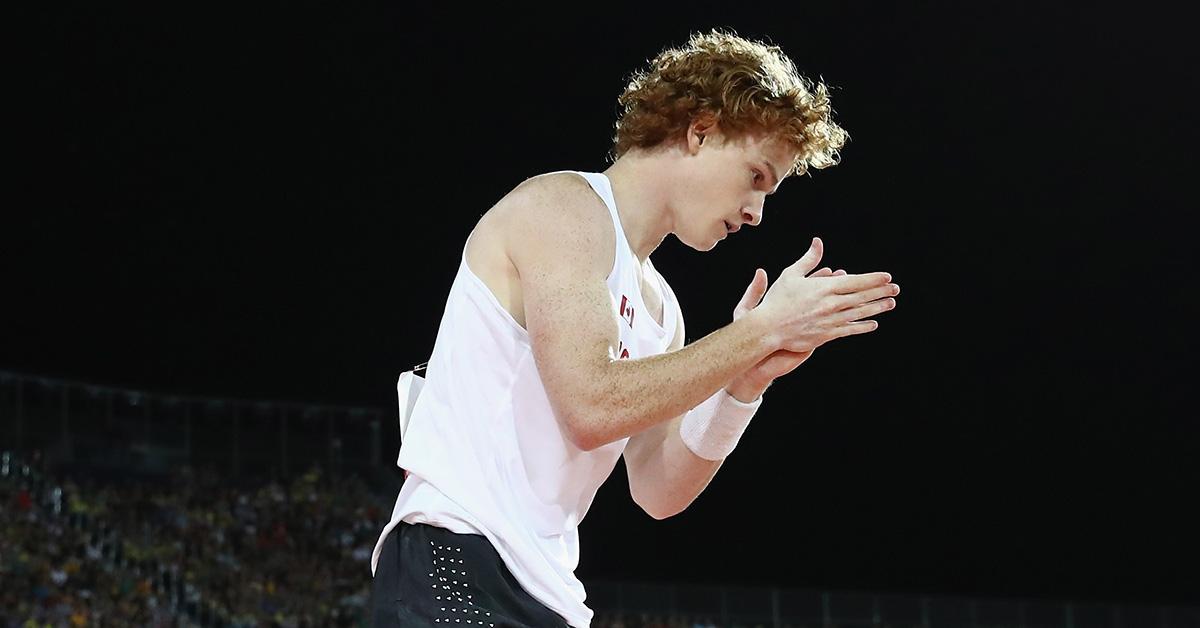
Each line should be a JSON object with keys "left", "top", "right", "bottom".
{"left": 612, "top": 29, "right": 848, "bottom": 177}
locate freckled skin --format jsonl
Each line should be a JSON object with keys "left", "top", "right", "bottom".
{"left": 461, "top": 121, "right": 896, "bottom": 518}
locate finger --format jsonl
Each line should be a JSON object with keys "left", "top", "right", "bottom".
{"left": 829, "top": 271, "right": 892, "bottom": 295}
{"left": 832, "top": 269, "right": 847, "bottom": 276}
{"left": 785, "top": 237, "right": 824, "bottom": 276}
{"left": 807, "top": 267, "right": 834, "bottom": 277}
{"left": 829, "top": 320, "right": 879, "bottom": 339}
{"left": 749, "top": 268, "right": 768, "bottom": 306}
{"left": 838, "top": 297, "right": 897, "bottom": 323}
{"left": 736, "top": 268, "right": 769, "bottom": 312}
{"left": 833, "top": 283, "right": 899, "bottom": 310}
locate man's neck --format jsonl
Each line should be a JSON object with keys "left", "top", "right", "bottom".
{"left": 602, "top": 153, "right": 675, "bottom": 263}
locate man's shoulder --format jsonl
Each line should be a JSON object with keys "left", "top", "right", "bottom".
{"left": 499, "top": 172, "right": 615, "bottom": 273}
{"left": 506, "top": 171, "right": 604, "bottom": 213}
{"left": 500, "top": 172, "right": 612, "bottom": 241}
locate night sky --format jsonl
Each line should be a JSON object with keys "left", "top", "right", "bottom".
{"left": 6, "top": 2, "right": 1196, "bottom": 608}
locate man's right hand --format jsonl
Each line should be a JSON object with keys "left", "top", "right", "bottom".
{"left": 752, "top": 237, "right": 899, "bottom": 353}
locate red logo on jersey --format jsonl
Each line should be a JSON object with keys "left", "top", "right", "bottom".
{"left": 619, "top": 295, "right": 635, "bottom": 328}
{"left": 617, "top": 340, "right": 630, "bottom": 360}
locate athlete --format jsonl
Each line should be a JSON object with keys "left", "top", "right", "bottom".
{"left": 369, "top": 29, "right": 899, "bottom": 627}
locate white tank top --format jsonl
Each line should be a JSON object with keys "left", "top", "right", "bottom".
{"left": 370, "top": 171, "right": 679, "bottom": 627}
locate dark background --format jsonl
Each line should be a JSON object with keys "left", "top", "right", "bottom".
{"left": 5, "top": 1, "right": 1196, "bottom": 607}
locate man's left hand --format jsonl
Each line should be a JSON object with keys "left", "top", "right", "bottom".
{"left": 725, "top": 266, "right": 846, "bottom": 402}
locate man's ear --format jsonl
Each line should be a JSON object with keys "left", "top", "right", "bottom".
{"left": 687, "top": 114, "right": 720, "bottom": 152}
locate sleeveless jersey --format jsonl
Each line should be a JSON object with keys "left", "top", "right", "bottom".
{"left": 370, "top": 171, "right": 679, "bottom": 627}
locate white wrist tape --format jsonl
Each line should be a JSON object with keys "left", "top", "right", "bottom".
{"left": 678, "top": 389, "right": 763, "bottom": 461}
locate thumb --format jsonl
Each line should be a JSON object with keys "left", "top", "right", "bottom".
{"left": 735, "top": 268, "right": 769, "bottom": 317}
{"left": 787, "top": 237, "right": 824, "bottom": 276}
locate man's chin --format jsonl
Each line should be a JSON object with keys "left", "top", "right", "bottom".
{"left": 676, "top": 231, "right": 720, "bottom": 252}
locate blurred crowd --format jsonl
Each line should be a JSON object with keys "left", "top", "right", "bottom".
{"left": 2, "top": 451, "right": 383, "bottom": 627}
{"left": 3, "top": 451, "right": 822, "bottom": 628}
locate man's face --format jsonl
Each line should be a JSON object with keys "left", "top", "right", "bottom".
{"left": 673, "top": 128, "right": 798, "bottom": 251}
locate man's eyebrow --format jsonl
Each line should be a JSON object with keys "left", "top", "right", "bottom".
{"left": 764, "top": 161, "right": 781, "bottom": 195}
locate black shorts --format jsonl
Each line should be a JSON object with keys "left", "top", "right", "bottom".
{"left": 369, "top": 521, "right": 573, "bottom": 627}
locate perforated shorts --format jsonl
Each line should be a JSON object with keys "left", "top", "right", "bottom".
{"left": 369, "top": 521, "right": 572, "bottom": 627}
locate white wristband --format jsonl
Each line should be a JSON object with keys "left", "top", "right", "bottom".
{"left": 678, "top": 389, "right": 763, "bottom": 461}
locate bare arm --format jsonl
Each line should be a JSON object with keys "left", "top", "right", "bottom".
{"left": 510, "top": 175, "right": 775, "bottom": 451}
{"left": 512, "top": 174, "right": 895, "bottom": 452}
{"left": 623, "top": 300, "right": 726, "bottom": 519}
{"left": 622, "top": 266, "right": 882, "bottom": 520}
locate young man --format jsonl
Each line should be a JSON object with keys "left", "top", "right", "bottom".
{"left": 370, "top": 30, "right": 899, "bottom": 627}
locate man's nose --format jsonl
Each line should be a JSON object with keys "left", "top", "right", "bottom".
{"left": 742, "top": 203, "right": 762, "bottom": 227}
